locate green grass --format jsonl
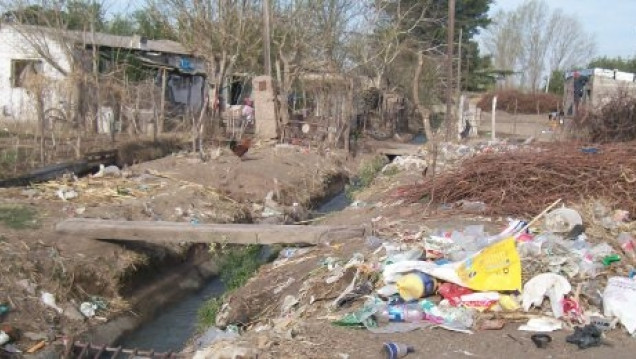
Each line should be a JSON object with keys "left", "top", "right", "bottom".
{"left": 0, "top": 205, "right": 39, "bottom": 229}
{"left": 197, "top": 297, "right": 224, "bottom": 329}
{"left": 346, "top": 155, "right": 388, "bottom": 199}
{"left": 219, "top": 244, "right": 263, "bottom": 290}
{"left": 197, "top": 244, "right": 265, "bottom": 329}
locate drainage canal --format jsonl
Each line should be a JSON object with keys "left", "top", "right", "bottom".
{"left": 119, "top": 189, "right": 349, "bottom": 352}
{"left": 119, "top": 280, "right": 225, "bottom": 352}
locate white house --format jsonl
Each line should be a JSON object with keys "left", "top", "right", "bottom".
{"left": 0, "top": 23, "right": 207, "bottom": 131}
{"left": 0, "top": 24, "right": 70, "bottom": 120}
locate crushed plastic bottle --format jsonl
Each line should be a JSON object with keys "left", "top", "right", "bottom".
{"left": 419, "top": 300, "right": 474, "bottom": 329}
{"left": 376, "top": 303, "right": 426, "bottom": 323}
{"left": 618, "top": 233, "right": 636, "bottom": 260}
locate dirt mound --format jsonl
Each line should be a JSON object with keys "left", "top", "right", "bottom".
{"left": 395, "top": 142, "right": 636, "bottom": 216}
{"left": 478, "top": 90, "right": 562, "bottom": 114}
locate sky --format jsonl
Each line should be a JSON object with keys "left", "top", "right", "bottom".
{"left": 106, "top": 0, "right": 635, "bottom": 59}
{"left": 487, "top": 0, "right": 636, "bottom": 59}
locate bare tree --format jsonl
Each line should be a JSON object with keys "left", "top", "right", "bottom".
{"left": 348, "top": 0, "right": 438, "bottom": 89}
{"left": 484, "top": 0, "right": 596, "bottom": 91}
{"left": 482, "top": 9, "right": 522, "bottom": 88}
{"left": 544, "top": 9, "right": 595, "bottom": 90}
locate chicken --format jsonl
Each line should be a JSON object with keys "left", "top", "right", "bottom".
{"left": 229, "top": 138, "right": 252, "bottom": 159}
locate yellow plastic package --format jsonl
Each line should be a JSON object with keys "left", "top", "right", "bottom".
{"left": 456, "top": 238, "right": 522, "bottom": 292}
{"left": 499, "top": 295, "right": 521, "bottom": 311}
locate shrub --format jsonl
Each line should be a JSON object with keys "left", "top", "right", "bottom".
{"left": 477, "top": 90, "right": 562, "bottom": 114}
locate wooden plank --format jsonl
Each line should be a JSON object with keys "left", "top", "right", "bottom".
{"left": 375, "top": 146, "right": 421, "bottom": 157}
{"left": 55, "top": 218, "right": 365, "bottom": 245}
{"left": 366, "top": 140, "right": 423, "bottom": 157}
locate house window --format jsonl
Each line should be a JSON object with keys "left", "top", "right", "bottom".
{"left": 11, "top": 59, "right": 43, "bottom": 88}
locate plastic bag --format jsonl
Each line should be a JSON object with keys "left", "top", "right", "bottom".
{"left": 522, "top": 273, "right": 571, "bottom": 318}
{"left": 456, "top": 238, "right": 522, "bottom": 291}
{"left": 384, "top": 238, "right": 521, "bottom": 291}
{"left": 603, "top": 277, "right": 636, "bottom": 335}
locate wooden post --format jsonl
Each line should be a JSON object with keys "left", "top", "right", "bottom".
{"left": 159, "top": 68, "right": 167, "bottom": 135}
{"left": 457, "top": 94, "right": 464, "bottom": 140}
{"left": 513, "top": 98, "right": 518, "bottom": 136}
{"left": 491, "top": 95, "right": 497, "bottom": 141}
{"left": 457, "top": 28, "right": 463, "bottom": 96}
{"left": 444, "top": 0, "right": 456, "bottom": 141}
{"left": 262, "top": 0, "right": 272, "bottom": 77}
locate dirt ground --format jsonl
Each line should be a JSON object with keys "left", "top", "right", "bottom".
{"left": 201, "top": 164, "right": 636, "bottom": 359}
{"left": 479, "top": 110, "right": 567, "bottom": 141}
{"left": 0, "top": 143, "right": 359, "bottom": 354}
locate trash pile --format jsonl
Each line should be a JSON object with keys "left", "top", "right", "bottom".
{"left": 325, "top": 202, "right": 636, "bottom": 351}
{"left": 1, "top": 290, "right": 111, "bottom": 355}
{"left": 397, "top": 142, "right": 636, "bottom": 216}
{"left": 382, "top": 156, "right": 427, "bottom": 174}
{"left": 410, "top": 140, "right": 527, "bottom": 171}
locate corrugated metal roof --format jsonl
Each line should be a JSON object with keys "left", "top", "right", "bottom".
{"left": 4, "top": 24, "right": 191, "bottom": 55}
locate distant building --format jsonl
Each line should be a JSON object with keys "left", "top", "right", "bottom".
{"left": 564, "top": 68, "right": 636, "bottom": 117}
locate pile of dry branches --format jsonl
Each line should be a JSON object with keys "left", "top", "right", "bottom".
{"left": 578, "top": 92, "right": 636, "bottom": 142}
{"left": 397, "top": 142, "right": 636, "bottom": 216}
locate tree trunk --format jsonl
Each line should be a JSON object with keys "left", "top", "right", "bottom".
{"left": 413, "top": 52, "right": 438, "bottom": 178}
{"left": 413, "top": 52, "right": 432, "bottom": 141}
{"left": 37, "top": 94, "right": 45, "bottom": 165}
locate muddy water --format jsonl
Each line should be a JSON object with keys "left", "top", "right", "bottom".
{"left": 119, "top": 191, "right": 347, "bottom": 352}
{"left": 315, "top": 190, "right": 350, "bottom": 213}
{"left": 119, "top": 280, "right": 225, "bottom": 352}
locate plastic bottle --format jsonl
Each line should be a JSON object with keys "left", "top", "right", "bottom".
{"left": 382, "top": 342, "right": 415, "bottom": 359}
{"left": 376, "top": 303, "right": 425, "bottom": 323}
{"left": 396, "top": 272, "right": 437, "bottom": 301}
{"left": 618, "top": 232, "right": 636, "bottom": 260}
{"left": 579, "top": 256, "right": 601, "bottom": 278}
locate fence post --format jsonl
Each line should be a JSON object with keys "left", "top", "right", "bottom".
{"left": 491, "top": 96, "right": 497, "bottom": 141}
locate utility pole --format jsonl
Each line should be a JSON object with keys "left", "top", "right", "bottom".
{"left": 444, "top": 0, "right": 456, "bottom": 141}
{"left": 262, "top": 0, "right": 272, "bottom": 77}
{"left": 457, "top": 28, "right": 463, "bottom": 96}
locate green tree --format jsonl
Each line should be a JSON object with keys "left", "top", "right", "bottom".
{"left": 105, "top": 9, "right": 177, "bottom": 40}
{"left": 588, "top": 56, "right": 636, "bottom": 73}
{"left": 384, "top": 0, "right": 493, "bottom": 45}
{"left": 65, "top": 0, "right": 104, "bottom": 31}
{"left": 463, "top": 42, "right": 496, "bottom": 91}
{"left": 547, "top": 69, "right": 564, "bottom": 95}
{"left": 106, "top": 13, "right": 136, "bottom": 36}
{"left": 2, "top": 5, "right": 59, "bottom": 25}
{"left": 133, "top": 9, "right": 176, "bottom": 40}
{"left": 2, "top": 1, "right": 104, "bottom": 31}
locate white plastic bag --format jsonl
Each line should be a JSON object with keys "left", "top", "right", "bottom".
{"left": 603, "top": 277, "right": 636, "bottom": 335}
{"left": 522, "top": 273, "right": 571, "bottom": 318}
{"left": 41, "top": 292, "right": 63, "bottom": 313}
